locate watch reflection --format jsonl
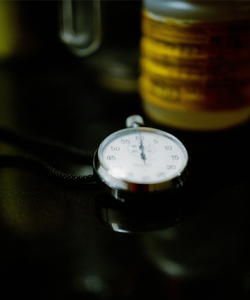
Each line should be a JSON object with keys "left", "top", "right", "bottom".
{"left": 95, "top": 192, "right": 184, "bottom": 233}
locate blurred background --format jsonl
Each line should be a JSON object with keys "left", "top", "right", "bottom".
{"left": 1, "top": 1, "right": 250, "bottom": 299}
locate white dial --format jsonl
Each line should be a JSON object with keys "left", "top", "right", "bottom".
{"left": 97, "top": 128, "right": 188, "bottom": 184}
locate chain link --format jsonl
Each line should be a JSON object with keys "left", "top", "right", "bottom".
{"left": 0, "top": 127, "right": 97, "bottom": 185}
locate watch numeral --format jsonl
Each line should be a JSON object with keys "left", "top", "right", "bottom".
{"left": 165, "top": 146, "right": 172, "bottom": 150}
{"left": 136, "top": 136, "right": 145, "bottom": 141}
{"left": 167, "top": 165, "right": 176, "bottom": 170}
{"left": 171, "top": 155, "right": 179, "bottom": 160}
{"left": 107, "top": 156, "right": 116, "bottom": 160}
{"left": 121, "top": 139, "right": 130, "bottom": 144}
{"left": 157, "top": 172, "right": 166, "bottom": 178}
{"left": 111, "top": 146, "right": 120, "bottom": 151}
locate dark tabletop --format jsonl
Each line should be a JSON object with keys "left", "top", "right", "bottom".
{"left": 1, "top": 2, "right": 250, "bottom": 300}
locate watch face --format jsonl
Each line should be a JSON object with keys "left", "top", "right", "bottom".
{"left": 94, "top": 127, "right": 188, "bottom": 188}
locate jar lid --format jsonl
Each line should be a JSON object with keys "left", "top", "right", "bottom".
{"left": 143, "top": 0, "right": 250, "bottom": 22}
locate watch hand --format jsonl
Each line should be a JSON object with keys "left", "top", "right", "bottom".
{"left": 139, "top": 134, "right": 146, "bottom": 163}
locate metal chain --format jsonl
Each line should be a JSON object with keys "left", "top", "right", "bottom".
{"left": 0, "top": 127, "right": 97, "bottom": 185}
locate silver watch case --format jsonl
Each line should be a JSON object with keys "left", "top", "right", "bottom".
{"left": 93, "top": 128, "right": 189, "bottom": 202}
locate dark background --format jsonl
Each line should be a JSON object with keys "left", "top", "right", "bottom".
{"left": 1, "top": 1, "right": 250, "bottom": 299}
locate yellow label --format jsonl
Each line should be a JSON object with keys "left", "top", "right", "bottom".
{"left": 140, "top": 9, "right": 250, "bottom": 112}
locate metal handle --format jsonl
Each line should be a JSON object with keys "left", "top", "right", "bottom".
{"left": 59, "top": 0, "right": 101, "bottom": 57}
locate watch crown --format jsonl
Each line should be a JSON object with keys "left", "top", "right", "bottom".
{"left": 126, "top": 115, "right": 145, "bottom": 128}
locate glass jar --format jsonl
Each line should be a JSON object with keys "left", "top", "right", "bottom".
{"left": 140, "top": 1, "right": 250, "bottom": 130}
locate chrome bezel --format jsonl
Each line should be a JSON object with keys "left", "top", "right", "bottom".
{"left": 93, "top": 127, "right": 189, "bottom": 202}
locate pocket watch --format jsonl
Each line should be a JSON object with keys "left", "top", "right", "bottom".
{"left": 93, "top": 115, "right": 189, "bottom": 202}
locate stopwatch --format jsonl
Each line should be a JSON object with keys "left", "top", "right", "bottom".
{"left": 93, "top": 115, "right": 189, "bottom": 202}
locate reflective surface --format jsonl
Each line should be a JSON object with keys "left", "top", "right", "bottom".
{"left": 1, "top": 2, "right": 250, "bottom": 300}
